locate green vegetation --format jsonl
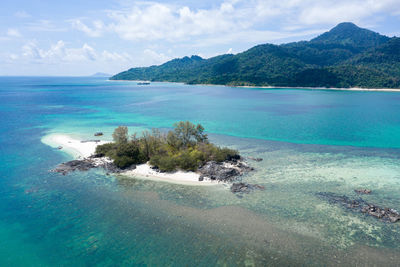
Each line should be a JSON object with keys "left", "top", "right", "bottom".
{"left": 111, "top": 22, "right": 400, "bottom": 89}
{"left": 95, "top": 122, "right": 239, "bottom": 171}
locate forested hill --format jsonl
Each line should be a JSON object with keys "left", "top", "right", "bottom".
{"left": 111, "top": 22, "right": 400, "bottom": 89}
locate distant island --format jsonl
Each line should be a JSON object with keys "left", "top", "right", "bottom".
{"left": 91, "top": 72, "right": 112, "bottom": 77}
{"left": 111, "top": 22, "right": 400, "bottom": 89}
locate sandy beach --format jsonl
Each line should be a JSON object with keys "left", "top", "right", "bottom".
{"left": 42, "top": 134, "right": 218, "bottom": 186}
{"left": 110, "top": 80, "right": 400, "bottom": 92}
{"left": 41, "top": 134, "right": 108, "bottom": 158}
{"left": 122, "top": 163, "right": 220, "bottom": 186}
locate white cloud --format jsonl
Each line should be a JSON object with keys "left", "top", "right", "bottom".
{"left": 71, "top": 19, "right": 104, "bottom": 37}
{"left": 104, "top": 2, "right": 249, "bottom": 41}
{"left": 7, "top": 29, "right": 22, "bottom": 38}
{"left": 68, "top": 0, "right": 400, "bottom": 46}
{"left": 20, "top": 41, "right": 131, "bottom": 64}
{"left": 143, "top": 49, "right": 171, "bottom": 65}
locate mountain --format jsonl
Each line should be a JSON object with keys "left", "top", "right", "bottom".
{"left": 282, "top": 22, "right": 390, "bottom": 66}
{"left": 310, "top": 22, "right": 390, "bottom": 50}
{"left": 111, "top": 23, "right": 400, "bottom": 89}
{"left": 91, "top": 72, "right": 112, "bottom": 77}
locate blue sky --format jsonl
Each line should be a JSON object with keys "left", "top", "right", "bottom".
{"left": 1, "top": 0, "right": 399, "bottom": 76}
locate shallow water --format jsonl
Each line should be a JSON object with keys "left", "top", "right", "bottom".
{"left": 1, "top": 77, "right": 400, "bottom": 266}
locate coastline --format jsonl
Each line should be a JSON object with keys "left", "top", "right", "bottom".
{"left": 42, "top": 134, "right": 219, "bottom": 186}
{"left": 109, "top": 79, "right": 400, "bottom": 92}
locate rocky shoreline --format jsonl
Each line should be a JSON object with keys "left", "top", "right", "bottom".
{"left": 50, "top": 155, "right": 264, "bottom": 194}
{"left": 50, "top": 156, "right": 114, "bottom": 175}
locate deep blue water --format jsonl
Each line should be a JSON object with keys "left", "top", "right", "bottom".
{"left": 1, "top": 76, "right": 400, "bottom": 266}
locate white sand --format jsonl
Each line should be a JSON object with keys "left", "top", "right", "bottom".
{"left": 111, "top": 80, "right": 400, "bottom": 92}
{"left": 42, "top": 134, "right": 218, "bottom": 186}
{"left": 237, "top": 85, "right": 400, "bottom": 92}
{"left": 41, "top": 134, "right": 108, "bottom": 158}
{"left": 122, "top": 164, "right": 218, "bottom": 186}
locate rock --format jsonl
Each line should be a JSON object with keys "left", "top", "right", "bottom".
{"left": 51, "top": 157, "right": 115, "bottom": 175}
{"left": 57, "top": 146, "right": 63, "bottom": 150}
{"left": 198, "top": 176, "right": 204, "bottom": 181}
{"left": 248, "top": 156, "right": 263, "bottom": 162}
{"left": 317, "top": 192, "right": 400, "bottom": 223}
{"left": 226, "top": 154, "right": 241, "bottom": 161}
{"left": 231, "top": 183, "right": 250, "bottom": 194}
{"left": 51, "top": 159, "right": 97, "bottom": 175}
{"left": 236, "top": 161, "right": 255, "bottom": 172}
{"left": 198, "top": 161, "right": 240, "bottom": 182}
{"left": 94, "top": 132, "right": 103, "bottom": 136}
{"left": 230, "top": 182, "right": 265, "bottom": 195}
{"left": 355, "top": 189, "right": 372, "bottom": 194}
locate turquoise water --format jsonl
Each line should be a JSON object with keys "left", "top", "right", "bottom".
{"left": 1, "top": 76, "right": 400, "bottom": 266}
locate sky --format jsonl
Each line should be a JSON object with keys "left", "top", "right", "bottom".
{"left": 1, "top": 0, "right": 399, "bottom": 76}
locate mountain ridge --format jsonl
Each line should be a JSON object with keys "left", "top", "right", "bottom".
{"left": 111, "top": 23, "right": 400, "bottom": 89}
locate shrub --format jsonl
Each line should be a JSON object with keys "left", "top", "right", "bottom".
{"left": 113, "top": 156, "right": 137, "bottom": 169}
{"left": 95, "top": 143, "right": 115, "bottom": 157}
{"left": 177, "top": 149, "right": 204, "bottom": 171}
{"left": 213, "top": 147, "right": 239, "bottom": 162}
{"left": 101, "top": 122, "right": 239, "bottom": 172}
{"left": 149, "top": 154, "right": 178, "bottom": 172}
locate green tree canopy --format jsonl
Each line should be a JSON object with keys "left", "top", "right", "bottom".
{"left": 112, "top": 126, "right": 128, "bottom": 144}
{"left": 95, "top": 122, "right": 237, "bottom": 171}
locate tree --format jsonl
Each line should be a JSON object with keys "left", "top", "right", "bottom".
{"left": 140, "top": 129, "right": 163, "bottom": 159}
{"left": 95, "top": 122, "right": 237, "bottom": 172}
{"left": 195, "top": 124, "right": 208, "bottom": 143}
{"left": 112, "top": 126, "right": 128, "bottom": 144}
{"left": 172, "top": 121, "right": 208, "bottom": 148}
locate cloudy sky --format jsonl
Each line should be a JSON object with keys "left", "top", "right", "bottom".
{"left": 1, "top": 0, "right": 399, "bottom": 76}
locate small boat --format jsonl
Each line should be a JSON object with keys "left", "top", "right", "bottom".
{"left": 137, "top": 81, "right": 151, "bottom": 85}
{"left": 94, "top": 132, "right": 103, "bottom": 136}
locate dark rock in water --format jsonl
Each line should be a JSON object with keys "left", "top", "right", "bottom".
{"left": 51, "top": 159, "right": 97, "bottom": 175}
{"left": 236, "top": 161, "right": 255, "bottom": 172}
{"left": 248, "top": 156, "right": 263, "bottom": 162}
{"left": 197, "top": 160, "right": 254, "bottom": 182}
{"left": 317, "top": 192, "right": 400, "bottom": 223}
{"left": 361, "top": 205, "right": 400, "bottom": 222}
{"left": 198, "top": 161, "right": 240, "bottom": 182}
{"left": 231, "top": 183, "right": 250, "bottom": 194}
{"left": 226, "top": 154, "right": 241, "bottom": 161}
{"left": 51, "top": 156, "right": 129, "bottom": 175}
{"left": 230, "top": 182, "right": 265, "bottom": 195}
{"left": 355, "top": 189, "right": 372, "bottom": 194}
{"left": 94, "top": 132, "right": 103, "bottom": 136}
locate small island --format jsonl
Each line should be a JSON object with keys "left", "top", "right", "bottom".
{"left": 50, "top": 122, "right": 261, "bottom": 191}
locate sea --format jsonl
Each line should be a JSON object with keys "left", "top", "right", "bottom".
{"left": 0, "top": 76, "right": 399, "bottom": 266}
